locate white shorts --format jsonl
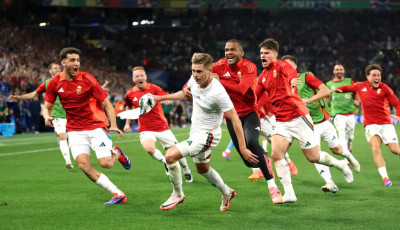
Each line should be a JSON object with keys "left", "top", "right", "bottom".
{"left": 52, "top": 117, "right": 67, "bottom": 134}
{"left": 140, "top": 129, "right": 178, "bottom": 149}
{"left": 273, "top": 114, "right": 317, "bottom": 149}
{"left": 365, "top": 124, "right": 398, "bottom": 144}
{"left": 176, "top": 127, "right": 221, "bottom": 163}
{"left": 334, "top": 114, "right": 355, "bottom": 141}
{"left": 260, "top": 115, "right": 275, "bottom": 141}
{"left": 67, "top": 127, "right": 113, "bottom": 160}
{"left": 314, "top": 119, "right": 339, "bottom": 148}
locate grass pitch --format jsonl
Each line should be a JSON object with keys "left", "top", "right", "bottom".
{"left": 1, "top": 124, "right": 399, "bottom": 229}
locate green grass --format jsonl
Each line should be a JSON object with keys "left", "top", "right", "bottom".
{"left": 1, "top": 124, "right": 399, "bottom": 229}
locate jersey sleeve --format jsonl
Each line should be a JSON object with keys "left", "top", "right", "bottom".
{"left": 35, "top": 82, "right": 46, "bottom": 94}
{"left": 215, "top": 82, "right": 234, "bottom": 112}
{"left": 255, "top": 75, "right": 266, "bottom": 99}
{"left": 44, "top": 79, "right": 57, "bottom": 104}
{"left": 87, "top": 74, "right": 108, "bottom": 103}
{"left": 305, "top": 73, "right": 323, "bottom": 90}
{"left": 385, "top": 85, "right": 400, "bottom": 116}
{"left": 219, "top": 62, "right": 257, "bottom": 95}
{"left": 153, "top": 84, "right": 167, "bottom": 96}
{"left": 280, "top": 61, "right": 298, "bottom": 83}
{"left": 337, "top": 83, "right": 357, "bottom": 93}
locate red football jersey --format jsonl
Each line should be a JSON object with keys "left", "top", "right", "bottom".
{"left": 45, "top": 71, "right": 109, "bottom": 131}
{"left": 257, "top": 92, "right": 273, "bottom": 119}
{"left": 125, "top": 83, "right": 169, "bottom": 132}
{"left": 35, "top": 82, "right": 46, "bottom": 94}
{"left": 338, "top": 81, "right": 400, "bottom": 126}
{"left": 256, "top": 60, "right": 309, "bottom": 122}
{"left": 212, "top": 58, "right": 258, "bottom": 118}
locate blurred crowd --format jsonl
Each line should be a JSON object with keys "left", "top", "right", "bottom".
{"left": 0, "top": 8, "right": 399, "bottom": 134}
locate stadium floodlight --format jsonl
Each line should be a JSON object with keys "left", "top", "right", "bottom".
{"left": 39, "top": 22, "right": 48, "bottom": 27}
{"left": 132, "top": 21, "right": 139, "bottom": 26}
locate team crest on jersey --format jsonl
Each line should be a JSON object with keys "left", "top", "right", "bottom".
{"left": 237, "top": 71, "right": 242, "bottom": 80}
{"left": 77, "top": 86, "right": 82, "bottom": 94}
{"left": 377, "top": 88, "right": 381, "bottom": 95}
{"left": 273, "top": 70, "right": 277, "bottom": 78}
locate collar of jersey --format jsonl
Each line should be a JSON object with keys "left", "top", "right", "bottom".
{"left": 59, "top": 71, "right": 83, "bottom": 81}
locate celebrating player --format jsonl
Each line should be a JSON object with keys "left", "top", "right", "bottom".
{"left": 282, "top": 55, "right": 360, "bottom": 193}
{"left": 327, "top": 64, "right": 359, "bottom": 153}
{"left": 211, "top": 39, "right": 281, "bottom": 204}
{"left": 256, "top": 38, "right": 353, "bottom": 203}
{"left": 124, "top": 66, "right": 193, "bottom": 181}
{"left": 154, "top": 53, "right": 257, "bottom": 211}
{"left": 332, "top": 64, "right": 400, "bottom": 186}
{"left": 43, "top": 47, "right": 131, "bottom": 205}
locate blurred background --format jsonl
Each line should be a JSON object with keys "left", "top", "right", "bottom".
{"left": 0, "top": 0, "right": 399, "bottom": 133}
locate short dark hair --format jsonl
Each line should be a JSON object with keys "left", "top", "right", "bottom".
{"left": 365, "top": 64, "right": 383, "bottom": 76}
{"left": 191, "top": 53, "right": 213, "bottom": 71}
{"left": 226, "top": 39, "right": 243, "bottom": 52}
{"left": 48, "top": 62, "right": 59, "bottom": 70}
{"left": 60, "top": 47, "right": 81, "bottom": 61}
{"left": 259, "top": 38, "right": 279, "bottom": 53}
{"left": 281, "top": 55, "right": 298, "bottom": 65}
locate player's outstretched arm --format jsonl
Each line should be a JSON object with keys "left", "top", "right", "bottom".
{"left": 102, "top": 97, "right": 123, "bottom": 139}
{"left": 9, "top": 91, "right": 39, "bottom": 101}
{"left": 153, "top": 90, "right": 186, "bottom": 102}
{"left": 224, "top": 108, "right": 258, "bottom": 164}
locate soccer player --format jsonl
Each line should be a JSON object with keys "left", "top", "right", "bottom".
{"left": 9, "top": 63, "right": 73, "bottom": 169}
{"left": 326, "top": 64, "right": 359, "bottom": 153}
{"left": 332, "top": 64, "right": 400, "bottom": 186}
{"left": 256, "top": 38, "right": 353, "bottom": 203}
{"left": 124, "top": 66, "right": 193, "bottom": 181}
{"left": 43, "top": 47, "right": 131, "bottom": 205}
{"left": 154, "top": 52, "right": 258, "bottom": 211}
{"left": 211, "top": 39, "right": 281, "bottom": 204}
{"left": 257, "top": 93, "right": 298, "bottom": 179}
{"left": 282, "top": 55, "right": 360, "bottom": 193}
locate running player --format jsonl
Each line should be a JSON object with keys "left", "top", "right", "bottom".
{"left": 124, "top": 66, "right": 193, "bottom": 181}
{"left": 44, "top": 47, "right": 131, "bottom": 205}
{"left": 332, "top": 64, "right": 400, "bottom": 186}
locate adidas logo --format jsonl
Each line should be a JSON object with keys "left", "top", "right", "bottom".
{"left": 255, "top": 127, "right": 260, "bottom": 132}
{"left": 362, "top": 88, "right": 367, "bottom": 92}
{"left": 305, "top": 141, "right": 311, "bottom": 147}
{"left": 99, "top": 142, "right": 106, "bottom": 147}
{"left": 262, "top": 78, "right": 266, "bottom": 83}
{"left": 223, "top": 72, "right": 231, "bottom": 77}
{"left": 58, "top": 87, "right": 64, "bottom": 93}
{"left": 133, "top": 97, "right": 138, "bottom": 101}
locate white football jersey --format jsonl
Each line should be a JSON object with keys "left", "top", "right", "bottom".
{"left": 187, "top": 76, "right": 234, "bottom": 130}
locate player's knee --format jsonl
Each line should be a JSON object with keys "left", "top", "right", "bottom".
{"left": 143, "top": 145, "right": 155, "bottom": 154}
{"left": 77, "top": 161, "right": 92, "bottom": 172}
{"left": 165, "top": 153, "right": 176, "bottom": 165}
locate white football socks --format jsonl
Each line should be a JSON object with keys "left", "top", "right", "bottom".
{"left": 59, "top": 140, "right": 71, "bottom": 164}
{"left": 167, "top": 162, "right": 183, "bottom": 196}
{"left": 151, "top": 149, "right": 166, "bottom": 163}
{"left": 275, "top": 159, "right": 294, "bottom": 195}
{"left": 200, "top": 167, "right": 230, "bottom": 195}
{"left": 378, "top": 167, "right": 389, "bottom": 179}
{"left": 314, "top": 163, "right": 333, "bottom": 183}
{"left": 95, "top": 173, "right": 124, "bottom": 196}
